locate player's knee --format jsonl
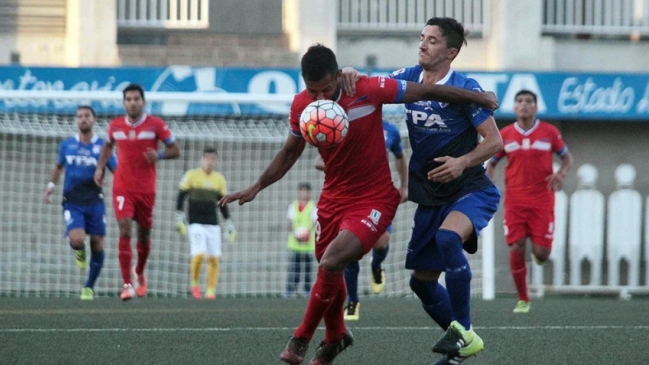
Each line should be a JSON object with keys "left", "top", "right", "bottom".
{"left": 319, "top": 257, "right": 344, "bottom": 272}
{"left": 533, "top": 245, "right": 551, "bottom": 262}
{"left": 510, "top": 239, "right": 526, "bottom": 252}
{"left": 69, "top": 238, "right": 85, "bottom": 250}
{"left": 435, "top": 229, "right": 462, "bottom": 254}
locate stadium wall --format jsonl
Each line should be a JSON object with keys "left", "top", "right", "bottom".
{"left": 2, "top": 66, "right": 649, "bottom": 295}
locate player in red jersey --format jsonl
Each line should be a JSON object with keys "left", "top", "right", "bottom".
{"left": 486, "top": 89, "right": 573, "bottom": 313}
{"left": 218, "top": 44, "right": 497, "bottom": 365}
{"left": 94, "top": 84, "right": 180, "bottom": 301}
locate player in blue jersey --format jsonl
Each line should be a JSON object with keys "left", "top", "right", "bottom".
{"left": 44, "top": 105, "right": 117, "bottom": 300}
{"left": 315, "top": 119, "right": 408, "bottom": 321}
{"left": 341, "top": 17, "right": 503, "bottom": 365}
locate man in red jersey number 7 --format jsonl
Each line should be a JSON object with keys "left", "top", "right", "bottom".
{"left": 95, "top": 84, "right": 180, "bottom": 301}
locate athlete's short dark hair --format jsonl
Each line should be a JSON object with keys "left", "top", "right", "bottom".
{"left": 515, "top": 89, "right": 538, "bottom": 104}
{"left": 298, "top": 182, "right": 312, "bottom": 191}
{"left": 123, "top": 83, "right": 145, "bottom": 100}
{"left": 203, "top": 147, "right": 218, "bottom": 155}
{"left": 301, "top": 44, "right": 338, "bottom": 82}
{"left": 425, "top": 17, "right": 468, "bottom": 51}
{"left": 77, "top": 105, "right": 96, "bottom": 117}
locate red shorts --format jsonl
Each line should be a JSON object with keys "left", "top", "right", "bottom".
{"left": 112, "top": 188, "right": 156, "bottom": 230}
{"left": 315, "top": 194, "right": 400, "bottom": 261}
{"left": 503, "top": 204, "right": 554, "bottom": 248}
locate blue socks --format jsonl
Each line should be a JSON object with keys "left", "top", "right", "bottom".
{"left": 409, "top": 275, "right": 453, "bottom": 330}
{"left": 371, "top": 245, "right": 389, "bottom": 271}
{"left": 85, "top": 250, "right": 105, "bottom": 289}
{"left": 344, "top": 260, "right": 360, "bottom": 303}
{"left": 436, "top": 229, "right": 472, "bottom": 329}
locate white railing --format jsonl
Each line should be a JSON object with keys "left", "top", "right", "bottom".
{"left": 117, "top": 0, "right": 209, "bottom": 29}
{"left": 337, "top": 0, "right": 488, "bottom": 35}
{"left": 543, "top": 0, "right": 649, "bottom": 36}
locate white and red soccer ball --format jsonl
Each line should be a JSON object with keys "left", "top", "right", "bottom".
{"left": 299, "top": 100, "right": 349, "bottom": 147}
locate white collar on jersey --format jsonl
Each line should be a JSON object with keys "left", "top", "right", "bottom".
{"left": 514, "top": 119, "right": 540, "bottom": 135}
{"left": 75, "top": 134, "right": 98, "bottom": 143}
{"left": 418, "top": 68, "right": 454, "bottom": 84}
{"left": 125, "top": 113, "right": 148, "bottom": 128}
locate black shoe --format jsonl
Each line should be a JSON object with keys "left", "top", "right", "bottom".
{"left": 309, "top": 330, "right": 354, "bottom": 365}
{"left": 343, "top": 302, "right": 359, "bottom": 321}
{"left": 280, "top": 336, "right": 309, "bottom": 364}
{"left": 432, "top": 353, "right": 472, "bottom": 365}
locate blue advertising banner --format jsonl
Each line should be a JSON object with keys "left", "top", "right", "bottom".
{"left": 1, "top": 66, "right": 649, "bottom": 120}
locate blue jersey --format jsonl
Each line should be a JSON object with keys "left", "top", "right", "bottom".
{"left": 383, "top": 120, "right": 403, "bottom": 159}
{"left": 390, "top": 66, "right": 494, "bottom": 206}
{"left": 57, "top": 135, "right": 117, "bottom": 205}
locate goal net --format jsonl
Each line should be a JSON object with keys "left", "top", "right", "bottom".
{"left": 0, "top": 91, "right": 490, "bottom": 299}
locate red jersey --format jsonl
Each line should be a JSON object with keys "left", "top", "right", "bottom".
{"left": 492, "top": 120, "right": 567, "bottom": 207}
{"left": 290, "top": 76, "right": 406, "bottom": 202}
{"left": 107, "top": 114, "right": 174, "bottom": 194}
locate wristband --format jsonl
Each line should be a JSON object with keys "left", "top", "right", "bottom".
{"left": 47, "top": 182, "right": 55, "bottom": 190}
{"left": 158, "top": 151, "right": 165, "bottom": 160}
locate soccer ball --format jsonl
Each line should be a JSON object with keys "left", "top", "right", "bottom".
{"left": 299, "top": 100, "right": 349, "bottom": 147}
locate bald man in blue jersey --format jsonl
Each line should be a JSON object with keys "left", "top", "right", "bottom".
{"left": 45, "top": 105, "right": 117, "bottom": 300}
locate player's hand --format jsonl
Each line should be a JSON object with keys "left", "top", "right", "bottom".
{"left": 479, "top": 91, "right": 499, "bottom": 110}
{"left": 144, "top": 148, "right": 159, "bottom": 164}
{"left": 546, "top": 173, "right": 565, "bottom": 191}
{"left": 94, "top": 168, "right": 104, "bottom": 187}
{"left": 224, "top": 220, "right": 236, "bottom": 243}
{"left": 428, "top": 156, "right": 467, "bottom": 183}
{"left": 43, "top": 184, "right": 54, "bottom": 204}
{"left": 175, "top": 211, "right": 187, "bottom": 236}
{"left": 398, "top": 186, "right": 409, "bottom": 203}
{"left": 218, "top": 184, "right": 261, "bottom": 207}
{"left": 340, "top": 67, "right": 361, "bottom": 97}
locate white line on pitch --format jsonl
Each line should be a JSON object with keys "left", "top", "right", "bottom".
{"left": 2, "top": 325, "right": 649, "bottom": 333}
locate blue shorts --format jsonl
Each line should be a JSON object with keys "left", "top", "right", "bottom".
{"left": 386, "top": 224, "right": 393, "bottom": 234}
{"left": 62, "top": 202, "right": 106, "bottom": 236}
{"left": 405, "top": 185, "right": 500, "bottom": 271}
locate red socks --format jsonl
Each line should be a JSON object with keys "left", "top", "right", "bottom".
{"left": 119, "top": 237, "right": 151, "bottom": 284}
{"left": 135, "top": 239, "right": 151, "bottom": 275}
{"left": 510, "top": 250, "right": 529, "bottom": 302}
{"left": 295, "top": 267, "right": 346, "bottom": 342}
{"left": 118, "top": 236, "right": 132, "bottom": 284}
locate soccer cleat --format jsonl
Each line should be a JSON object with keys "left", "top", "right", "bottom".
{"left": 371, "top": 269, "right": 385, "bottom": 294}
{"left": 432, "top": 321, "right": 484, "bottom": 358}
{"left": 432, "top": 353, "right": 472, "bottom": 365}
{"left": 136, "top": 273, "right": 147, "bottom": 297}
{"left": 308, "top": 329, "right": 354, "bottom": 365}
{"left": 80, "top": 287, "right": 94, "bottom": 300}
{"left": 120, "top": 283, "right": 135, "bottom": 301}
{"left": 513, "top": 300, "right": 531, "bottom": 313}
{"left": 280, "top": 336, "right": 309, "bottom": 365}
{"left": 191, "top": 286, "right": 202, "bottom": 299}
{"left": 76, "top": 248, "right": 87, "bottom": 269}
{"left": 343, "top": 302, "right": 360, "bottom": 321}
{"left": 205, "top": 290, "right": 216, "bottom": 300}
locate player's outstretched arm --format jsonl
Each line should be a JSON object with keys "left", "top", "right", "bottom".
{"left": 44, "top": 164, "right": 63, "bottom": 204}
{"left": 402, "top": 82, "right": 499, "bottom": 110}
{"left": 219, "top": 133, "right": 306, "bottom": 207}
{"left": 394, "top": 151, "right": 409, "bottom": 203}
{"left": 94, "top": 140, "right": 115, "bottom": 186}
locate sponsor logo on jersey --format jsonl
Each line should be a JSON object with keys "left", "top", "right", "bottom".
{"left": 66, "top": 155, "right": 98, "bottom": 166}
